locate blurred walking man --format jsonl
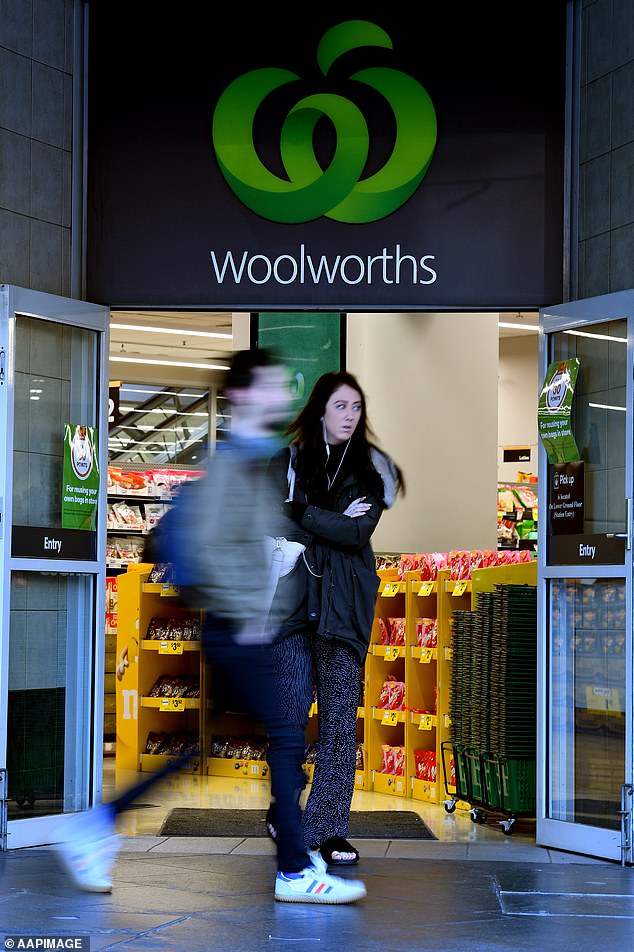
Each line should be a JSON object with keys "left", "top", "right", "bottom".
{"left": 55, "top": 349, "right": 366, "bottom": 905}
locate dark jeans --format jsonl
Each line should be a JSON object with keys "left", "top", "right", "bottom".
{"left": 202, "top": 618, "right": 310, "bottom": 873}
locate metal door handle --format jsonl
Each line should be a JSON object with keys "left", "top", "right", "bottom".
{"left": 606, "top": 498, "right": 633, "bottom": 549}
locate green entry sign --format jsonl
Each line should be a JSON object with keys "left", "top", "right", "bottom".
{"left": 62, "top": 424, "right": 100, "bottom": 530}
{"left": 538, "top": 358, "right": 581, "bottom": 464}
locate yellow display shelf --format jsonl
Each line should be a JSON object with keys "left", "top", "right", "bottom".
{"left": 140, "top": 697, "right": 200, "bottom": 711}
{"left": 142, "top": 582, "right": 182, "bottom": 597}
{"left": 141, "top": 639, "right": 201, "bottom": 653}
{"left": 207, "top": 757, "right": 270, "bottom": 780}
{"left": 410, "top": 777, "right": 438, "bottom": 803}
{"left": 139, "top": 752, "right": 202, "bottom": 773}
{"left": 372, "top": 708, "right": 406, "bottom": 724}
{"left": 372, "top": 644, "right": 405, "bottom": 659}
{"left": 405, "top": 568, "right": 439, "bottom": 804}
{"left": 410, "top": 712, "right": 436, "bottom": 730}
{"left": 410, "top": 579, "right": 437, "bottom": 596}
{"left": 115, "top": 558, "right": 537, "bottom": 800}
{"left": 115, "top": 567, "right": 207, "bottom": 774}
{"left": 372, "top": 771, "right": 407, "bottom": 797}
{"left": 354, "top": 769, "right": 366, "bottom": 790}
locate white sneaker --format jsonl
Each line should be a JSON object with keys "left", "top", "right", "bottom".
{"left": 275, "top": 866, "right": 367, "bottom": 904}
{"left": 55, "top": 804, "right": 119, "bottom": 893}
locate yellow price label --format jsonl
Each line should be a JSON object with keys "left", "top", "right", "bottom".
{"left": 452, "top": 580, "right": 468, "bottom": 596}
{"left": 381, "top": 710, "right": 399, "bottom": 726}
{"left": 382, "top": 582, "right": 400, "bottom": 596}
{"left": 384, "top": 645, "right": 399, "bottom": 661}
{"left": 418, "top": 715, "right": 433, "bottom": 731}
{"left": 418, "top": 581, "right": 434, "bottom": 596}
{"left": 160, "top": 698, "right": 184, "bottom": 711}
{"left": 419, "top": 648, "right": 433, "bottom": 663}
{"left": 159, "top": 640, "right": 184, "bottom": 654}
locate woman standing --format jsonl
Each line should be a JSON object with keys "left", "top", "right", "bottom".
{"left": 267, "top": 371, "right": 405, "bottom": 867}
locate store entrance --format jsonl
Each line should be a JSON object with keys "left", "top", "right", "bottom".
{"left": 537, "top": 290, "right": 634, "bottom": 863}
{"left": 0, "top": 286, "right": 110, "bottom": 849}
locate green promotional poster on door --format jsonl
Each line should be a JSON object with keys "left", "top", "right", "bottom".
{"left": 62, "top": 424, "right": 100, "bottom": 530}
{"left": 538, "top": 358, "right": 581, "bottom": 464}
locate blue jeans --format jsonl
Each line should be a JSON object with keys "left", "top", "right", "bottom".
{"left": 202, "top": 617, "right": 310, "bottom": 873}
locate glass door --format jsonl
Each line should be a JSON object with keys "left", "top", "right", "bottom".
{"left": 537, "top": 290, "right": 634, "bottom": 863}
{"left": 0, "top": 286, "right": 109, "bottom": 848}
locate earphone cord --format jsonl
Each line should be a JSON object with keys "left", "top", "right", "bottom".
{"left": 326, "top": 436, "right": 351, "bottom": 491}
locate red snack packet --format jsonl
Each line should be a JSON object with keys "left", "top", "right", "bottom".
{"left": 377, "top": 618, "right": 390, "bottom": 645}
{"left": 378, "top": 676, "right": 405, "bottom": 710}
{"left": 388, "top": 617, "right": 406, "bottom": 646}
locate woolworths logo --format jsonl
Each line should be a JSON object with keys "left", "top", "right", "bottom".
{"left": 211, "top": 20, "right": 437, "bottom": 224}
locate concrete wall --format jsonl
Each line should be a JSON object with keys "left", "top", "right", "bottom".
{"left": 0, "top": 0, "right": 78, "bottom": 295}
{"left": 576, "top": 0, "right": 634, "bottom": 298}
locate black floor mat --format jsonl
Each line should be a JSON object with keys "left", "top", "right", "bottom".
{"left": 159, "top": 808, "right": 436, "bottom": 839}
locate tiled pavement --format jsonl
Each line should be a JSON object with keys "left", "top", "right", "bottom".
{"left": 1, "top": 832, "right": 634, "bottom": 952}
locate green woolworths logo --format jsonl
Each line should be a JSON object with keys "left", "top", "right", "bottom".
{"left": 212, "top": 20, "right": 437, "bottom": 224}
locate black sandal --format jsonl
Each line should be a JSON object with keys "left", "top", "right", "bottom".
{"left": 318, "top": 836, "right": 359, "bottom": 866}
{"left": 265, "top": 805, "right": 277, "bottom": 842}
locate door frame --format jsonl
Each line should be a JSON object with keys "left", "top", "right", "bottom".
{"left": 0, "top": 285, "right": 110, "bottom": 848}
{"left": 537, "top": 289, "right": 634, "bottom": 862}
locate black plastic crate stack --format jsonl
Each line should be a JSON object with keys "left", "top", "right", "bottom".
{"left": 449, "top": 583, "right": 537, "bottom": 816}
{"left": 449, "top": 610, "right": 476, "bottom": 746}
{"left": 449, "top": 609, "right": 477, "bottom": 801}
{"left": 471, "top": 590, "right": 495, "bottom": 752}
{"left": 489, "top": 583, "right": 537, "bottom": 762}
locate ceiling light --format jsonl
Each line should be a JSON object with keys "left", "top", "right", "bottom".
{"left": 119, "top": 387, "right": 209, "bottom": 398}
{"left": 498, "top": 321, "right": 540, "bottom": 331}
{"left": 564, "top": 329, "right": 627, "bottom": 343}
{"left": 118, "top": 406, "right": 208, "bottom": 417}
{"left": 109, "top": 356, "right": 229, "bottom": 370}
{"left": 588, "top": 402, "right": 626, "bottom": 412}
{"left": 110, "top": 322, "right": 232, "bottom": 340}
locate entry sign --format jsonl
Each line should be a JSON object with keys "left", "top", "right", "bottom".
{"left": 549, "top": 461, "right": 584, "bottom": 535}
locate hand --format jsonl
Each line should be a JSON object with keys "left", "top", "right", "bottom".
{"left": 344, "top": 496, "right": 371, "bottom": 518}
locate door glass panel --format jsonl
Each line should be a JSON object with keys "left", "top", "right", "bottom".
{"left": 7, "top": 571, "right": 96, "bottom": 819}
{"left": 550, "top": 319, "right": 627, "bottom": 534}
{"left": 548, "top": 577, "right": 626, "bottom": 830}
{"left": 12, "top": 314, "right": 99, "bottom": 528}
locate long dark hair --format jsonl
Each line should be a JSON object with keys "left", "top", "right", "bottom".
{"left": 286, "top": 371, "right": 405, "bottom": 497}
